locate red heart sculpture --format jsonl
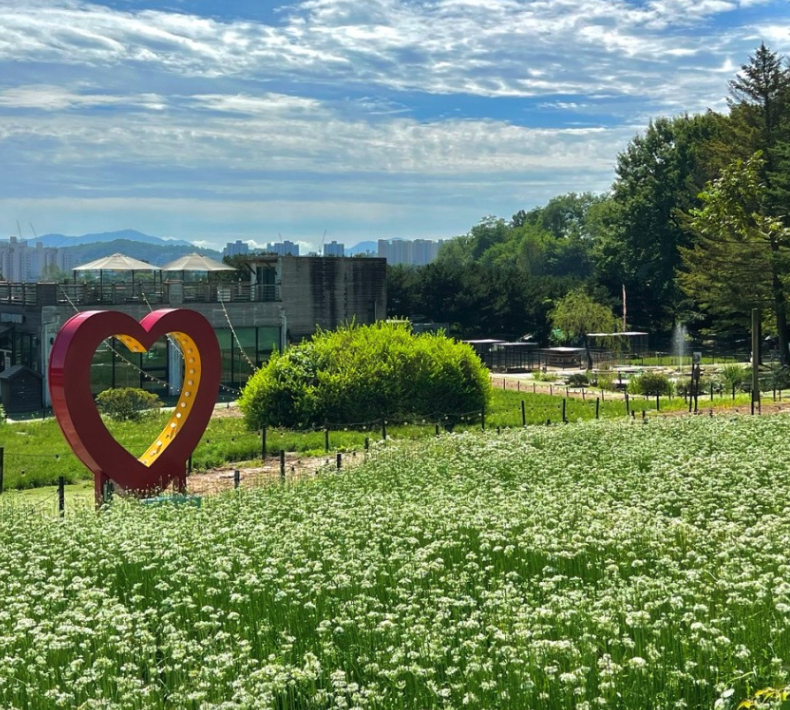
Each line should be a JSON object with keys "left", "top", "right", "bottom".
{"left": 48, "top": 309, "right": 221, "bottom": 501}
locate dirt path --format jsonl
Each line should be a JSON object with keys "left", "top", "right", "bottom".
{"left": 185, "top": 444, "right": 367, "bottom": 495}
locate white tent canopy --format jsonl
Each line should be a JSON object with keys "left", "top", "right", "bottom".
{"left": 73, "top": 253, "right": 161, "bottom": 272}
{"left": 72, "top": 253, "right": 162, "bottom": 300}
{"left": 160, "top": 254, "right": 234, "bottom": 272}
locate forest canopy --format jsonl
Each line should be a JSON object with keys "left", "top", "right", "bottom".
{"left": 387, "top": 43, "right": 790, "bottom": 360}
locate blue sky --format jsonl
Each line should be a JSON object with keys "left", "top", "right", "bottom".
{"left": 1, "top": 0, "right": 788, "bottom": 252}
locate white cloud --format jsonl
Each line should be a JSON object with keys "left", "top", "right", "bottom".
{"left": 0, "top": 85, "right": 166, "bottom": 111}
{"left": 0, "top": 0, "right": 787, "bottom": 244}
{"left": 0, "top": 0, "right": 784, "bottom": 108}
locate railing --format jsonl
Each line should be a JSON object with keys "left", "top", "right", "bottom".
{"left": 0, "top": 281, "right": 281, "bottom": 307}
{"left": 0, "top": 283, "right": 39, "bottom": 306}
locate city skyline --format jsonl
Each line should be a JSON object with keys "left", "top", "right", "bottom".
{"left": 2, "top": 0, "right": 789, "bottom": 253}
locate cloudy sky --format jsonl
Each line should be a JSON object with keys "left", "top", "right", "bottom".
{"left": 0, "top": 0, "right": 788, "bottom": 252}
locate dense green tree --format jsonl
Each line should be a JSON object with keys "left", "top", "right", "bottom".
{"left": 594, "top": 113, "right": 721, "bottom": 329}
{"left": 727, "top": 44, "right": 790, "bottom": 202}
{"left": 680, "top": 153, "right": 790, "bottom": 364}
{"left": 549, "top": 289, "right": 619, "bottom": 369}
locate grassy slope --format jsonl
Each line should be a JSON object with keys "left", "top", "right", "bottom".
{"left": 0, "top": 387, "right": 752, "bottom": 492}
{"left": 0, "top": 416, "right": 787, "bottom": 708}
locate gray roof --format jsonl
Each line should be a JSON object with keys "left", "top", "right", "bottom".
{"left": 0, "top": 365, "right": 42, "bottom": 380}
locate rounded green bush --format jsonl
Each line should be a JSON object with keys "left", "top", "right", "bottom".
{"left": 565, "top": 373, "right": 589, "bottom": 387}
{"left": 238, "top": 321, "right": 492, "bottom": 429}
{"left": 95, "top": 387, "right": 162, "bottom": 421}
{"left": 627, "top": 371, "right": 673, "bottom": 396}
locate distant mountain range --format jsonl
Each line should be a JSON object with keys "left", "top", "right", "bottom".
{"left": 13, "top": 229, "right": 385, "bottom": 263}
{"left": 64, "top": 239, "right": 222, "bottom": 266}
{"left": 28, "top": 229, "right": 193, "bottom": 249}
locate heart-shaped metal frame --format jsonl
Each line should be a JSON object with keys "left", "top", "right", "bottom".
{"left": 48, "top": 309, "right": 221, "bottom": 502}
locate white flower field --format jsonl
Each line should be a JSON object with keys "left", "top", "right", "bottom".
{"left": 0, "top": 415, "right": 788, "bottom": 708}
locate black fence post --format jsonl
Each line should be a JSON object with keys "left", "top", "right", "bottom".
{"left": 58, "top": 476, "right": 65, "bottom": 517}
{"left": 562, "top": 399, "right": 567, "bottom": 424}
{"left": 336, "top": 453, "right": 342, "bottom": 470}
{"left": 595, "top": 397, "right": 600, "bottom": 419}
{"left": 625, "top": 393, "right": 630, "bottom": 417}
{"left": 521, "top": 400, "right": 526, "bottom": 428}
{"left": 435, "top": 423, "right": 440, "bottom": 437}
{"left": 364, "top": 436, "right": 369, "bottom": 451}
{"left": 656, "top": 393, "right": 660, "bottom": 411}
{"left": 233, "top": 469, "right": 240, "bottom": 489}
{"left": 381, "top": 420, "right": 387, "bottom": 441}
{"left": 280, "top": 449, "right": 286, "bottom": 479}
{"left": 261, "top": 427, "right": 267, "bottom": 461}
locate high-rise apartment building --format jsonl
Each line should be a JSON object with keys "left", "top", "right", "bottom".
{"left": 223, "top": 240, "right": 250, "bottom": 257}
{"left": 265, "top": 240, "right": 300, "bottom": 256}
{"left": 376, "top": 238, "right": 443, "bottom": 266}
{"left": 323, "top": 241, "right": 345, "bottom": 257}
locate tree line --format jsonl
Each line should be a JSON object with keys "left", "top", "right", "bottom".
{"left": 387, "top": 43, "right": 790, "bottom": 364}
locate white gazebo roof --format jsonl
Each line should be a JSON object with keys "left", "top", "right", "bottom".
{"left": 73, "top": 253, "right": 161, "bottom": 271}
{"left": 160, "top": 254, "right": 234, "bottom": 272}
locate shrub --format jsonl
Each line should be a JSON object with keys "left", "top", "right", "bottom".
{"left": 722, "top": 363, "right": 748, "bottom": 390}
{"left": 593, "top": 371, "right": 616, "bottom": 391}
{"left": 238, "top": 321, "right": 492, "bottom": 429}
{"left": 761, "top": 364, "right": 790, "bottom": 392}
{"left": 627, "top": 372, "right": 673, "bottom": 396}
{"left": 533, "top": 371, "right": 559, "bottom": 382}
{"left": 95, "top": 387, "right": 163, "bottom": 422}
{"left": 566, "top": 373, "right": 590, "bottom": 387}
{"left": 676, "top": 374, "right": 721, "bottom": 397}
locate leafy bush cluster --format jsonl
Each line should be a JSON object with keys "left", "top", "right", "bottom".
{"left": 565, "top": 372, "right": 590, "bottom": 387}
{"left": 627, "top": 372, "right": 673, "bottom": 396}
{"left": 95, "top": 387, "right": 162, "bottom": 422}
{"left": 239, "top": 321, "right": 492, "bottom": 429}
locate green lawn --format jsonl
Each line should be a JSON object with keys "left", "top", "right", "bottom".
{"left": 0, "top": 386, "right": 759, "bottom": 492}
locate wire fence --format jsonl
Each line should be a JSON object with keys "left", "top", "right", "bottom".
{"left": 2, "top": 379, "right": 788, "bottom": 517}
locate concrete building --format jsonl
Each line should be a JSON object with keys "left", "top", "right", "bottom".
{"left": 376, "top": 238, "right": 443, "bottom": 266}
{"left": 222, "top": 240, "right": 250, "bottom": 257}
{"left": 265, "top": 240, "right": 299, "bottom": 256}
{"left": 0, "top": 238, "right": 84, "bottom": 282}
{"left": 0, "top": 255, "right": 386, "bottom": 410}
{"left": 323, "top": 241, "right": 345, "bottom": 257}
